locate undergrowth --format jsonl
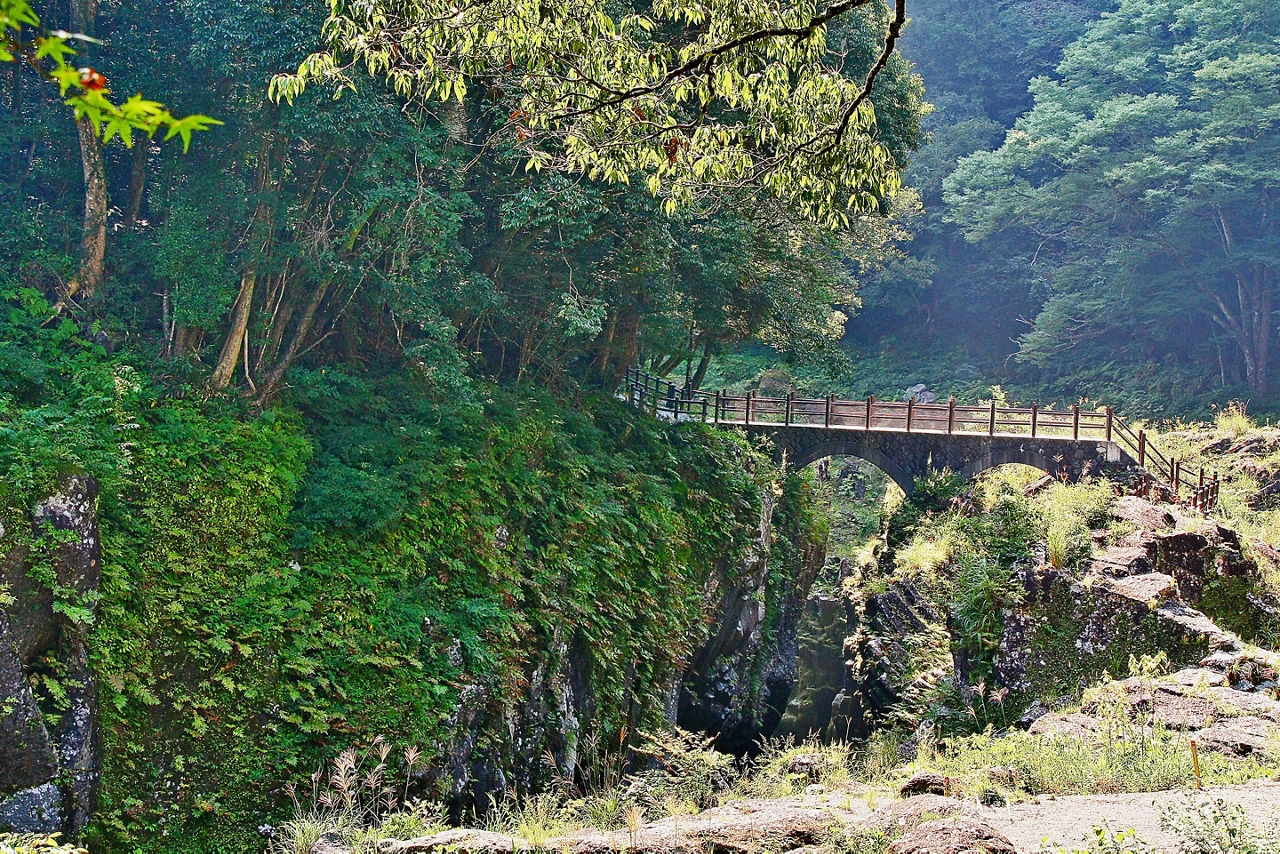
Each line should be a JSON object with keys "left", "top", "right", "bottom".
{"left": 0, "top": 291, "right": 787, "bottom": 852}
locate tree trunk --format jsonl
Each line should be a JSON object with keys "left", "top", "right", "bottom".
{"left": 255, "top": 281, "right": 329, "bottom": 404}
{"left": 64, "top": 117, "right": 108, "bottom": 302}
{"left": 60, "top": 0, "right": 106, "bottom": 304}
{"left": 9, "top": 54, "right": 24, "bottom": 183}
{"left": 209, "top": 137, "right": 274, "bottom": 390}
{"left": 689, "top": 342, "right": 712, "bottom": 391}
{"left": 124, "top": 141, "right": 148, "bottom": 230}
{"left": 209, "top": 269, "right": 256, "bottom": 389}
{"left": 174, "top": 324, "right": 198, "bottom": 358}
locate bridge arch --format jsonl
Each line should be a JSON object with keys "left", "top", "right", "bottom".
{"left": 955, "top": 448, "right": 1066, "bottom": 484}
{"left": 783, "top": 439, "right": 917, "bottom": 496}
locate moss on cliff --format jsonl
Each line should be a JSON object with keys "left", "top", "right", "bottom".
{"left": 3, "top": 356, "right": 803, "bottom": 851}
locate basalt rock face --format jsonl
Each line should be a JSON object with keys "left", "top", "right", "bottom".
{"left": 844, "top": 579, "right": 950, "bottom": 739}
{"left": 425, "top": 627, "right": 599, "bottom": 819}
{"left": 774, "top": 591, "right": 855, "bottom": 743}
{"left": 821, "top": 495, "right": 1280, "bottom": 739}
{"left": 427, "top": 478, "right": 828, "bottom": 816}
{"left": 0, "top": 474, "right": 102, "bottom": 837}
{"left": 678, "top": 486, "right": 828, "bottom": 754}
{"left": 988, "top": 498, "right": 1280, "bottom": 704}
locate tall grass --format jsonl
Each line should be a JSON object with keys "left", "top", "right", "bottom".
{"left": 1215, "top": 400, "right": 1255, "bottom": 438}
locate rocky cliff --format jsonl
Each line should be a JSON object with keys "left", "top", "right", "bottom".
{"left": 0, "top": 474, "right": 102, "bottom": 836}
{"left": 389, "top": 471, "right": 828, "bottom": 817}
{"left": 796, "top": 488, "right": 1280, "bottom": 741}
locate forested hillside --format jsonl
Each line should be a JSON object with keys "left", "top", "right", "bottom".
{"left": 842, "top": 0, "right": 1280, "bottom": 416}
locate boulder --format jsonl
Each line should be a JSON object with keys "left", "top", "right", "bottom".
{"left": 899, "top": 772, "right": 959, "bottom": 798}
{"left": 1111, "top": 497, "right": 1175, "bottom": 532}
{"left": 903, "top": 384, "right": 937, "bottom": 405}
{"left": 889, "top": 818, "right": 1017, "bottom": 854}
{"left": 863, "top": 795, "right": 971, "bottom": 833}
{"left": 382, "top": 796, "right": 873, "bottom": 854}
{"left": 1028, "top": 712, "right": 1101, "bottom": 740}
{"left": 1096, "top": 573, "right": 1176, "bottom": 603}
{"left": 1192, "top": 717, "right": 1276, "bottom": 756}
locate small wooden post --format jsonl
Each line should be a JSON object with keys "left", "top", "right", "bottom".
{"left": 1105, "top": 406, "right": 1114, "bottom": 442}
{"left": 785, "top": 393, "right": 793, "bottom": 427}
{"left": 948, "top": 397, "right": 956, "bottom": 434}
{"left": 745, "top": 390, "right": 754, "bottom": 426}
{"left": 1031, "top": 402, "right": 1039, "bottom": 438}
{"left": 866, "top": 396, "right": 874, "bottom": 430}
{"left": 714, "top": 391, "right": 721, "bottom": 425}
{"left": 824, "top": 394, "right": 833, "bottom": 429}
{"left": 1138, "top": 430, "right": 1147, "bottom": 467}
{"left": 1072, "top": 405, "right": 1080, "bottom": 440}
{"left": 906, "top": 398, "right": 915, "bottom": 433}
{"left": 1191, "top": 740, "right": 1202, "bottom": 790}
{"left": 1173, "top": 459, "right": 1181, "bottom": 498}
{"left": 989, "top": 400, "right": 997, "bottom": 436}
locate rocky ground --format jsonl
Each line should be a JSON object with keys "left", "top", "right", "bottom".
{"left": 314, "top": 779, "right": 1280, "bottom": 854}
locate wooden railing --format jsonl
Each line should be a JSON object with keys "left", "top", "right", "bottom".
{"left": 624, "top": 366, "right": 1219, "bottom": 512}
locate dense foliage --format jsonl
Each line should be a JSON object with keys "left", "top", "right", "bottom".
{"left": 0, "top": 287, "right": 796, "bottom": 850}
{"left": 5, "top": 0, "right": 1280, "bottom": 848}
{"left": 276, "top": 0, "right": 918, "bottom": 229}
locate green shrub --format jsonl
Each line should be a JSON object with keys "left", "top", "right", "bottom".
{"left": 735, "top": 738, "right": 852, "bottom": 799}
{"left": 627, "top": 729, "right": 739, "bottom": 812}
{"left": 0, "top": 835, "right": 86, "bottom": 854}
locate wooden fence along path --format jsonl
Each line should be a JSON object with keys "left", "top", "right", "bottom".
{"left": 624, "top": 366, "right": 1218, "bottom": 512}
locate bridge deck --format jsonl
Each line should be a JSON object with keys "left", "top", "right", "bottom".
{"left": 625, "top": 366, "right": 1218, "bottom": 512}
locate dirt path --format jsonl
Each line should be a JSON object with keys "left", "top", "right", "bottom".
{"left": 980, "top": 780, "right": 1280, "bottom": 851}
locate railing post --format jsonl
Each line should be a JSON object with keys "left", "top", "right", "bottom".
{"left": 1105, "top": 406, "right": 1114, "bottom": 442}
{"left": 906, "top": 397, "right": 915, "bottom": 433}
{"left": 714, "top": 391, "right": 721, "bottom": 425}
{"left": 989, "top": 400, "right": 996, "bottom": 436}
{"left": 1072, "top": 405, "right": 1080, "bottom": 441}
{"left": 948, "top": 396, "right": 956, "bottom": 434}
{"left": 1031, "top": 402, "right": 1038, "bottom": 438}
{"left": 785, "top": 393, "right": 793, "bottom": 427}
{"left": 746, "top": 390, "right": 754, "bottom": 426}
{"left": 824, "top": 394, "right": 832, "bottom": 429}
{"left": 866, "top": 396, "right": 874, "bottom": 430}
{"left": 1173, "top": 459, "right": 1180, "bottom": 498}
{"left": 1138, "top": 430, "right": 1146, "bottom": 467}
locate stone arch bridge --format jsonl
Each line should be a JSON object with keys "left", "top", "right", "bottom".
{"left": 624, "top": 367, "right": 1218, "bottom": 510}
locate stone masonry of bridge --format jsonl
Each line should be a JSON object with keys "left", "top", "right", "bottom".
{"left": 742, "top": 423, "right": 1135, "bottom": 496}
